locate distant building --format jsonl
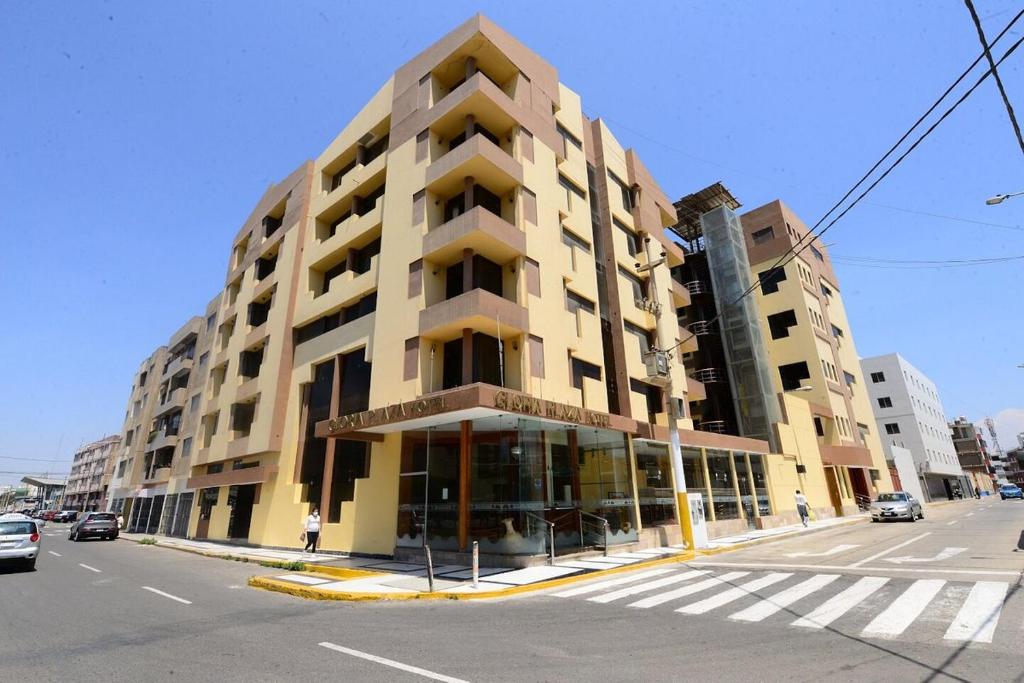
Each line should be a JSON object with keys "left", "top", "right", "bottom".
{"left": 861, "top": 353, "right": 968, "bottom": 500}
{"left": 20, "top": 476, "right": 66, "bottom": 510}
{"left": 948, "top": 417, "right": 995, "bottom": 495}
{"left": 64, "top": 435, "right": 120, "bottom": 511}
{"left": 1003, "top": 433, "right": 1024, "bottom": 488}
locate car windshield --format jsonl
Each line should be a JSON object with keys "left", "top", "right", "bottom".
{"left": 88, "top": 513, "right": 116, "bottom": 521}
{"left": 876, "top": 493, "right": 907, "bottom": 502}
{"left": 0, "top": 521, "right": 36, "bottom": 535}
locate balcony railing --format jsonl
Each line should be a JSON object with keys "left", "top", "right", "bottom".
{"left": 684, "top": 280, "right": 708, "bottom": 295}
{"left": 692, "top": 367, "right": 724, "bottom": 383}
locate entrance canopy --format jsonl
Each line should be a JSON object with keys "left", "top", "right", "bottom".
{"left": 315, "top": 383, "right": 639, "bottom": 438}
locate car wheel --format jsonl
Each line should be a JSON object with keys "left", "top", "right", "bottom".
{"left": 909, "top": 512, "right": 917, "bottom": 522}
{"left": 918, "top": 510, "right": 924, "bottom": 520}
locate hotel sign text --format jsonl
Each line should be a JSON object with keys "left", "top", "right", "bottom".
{"left": 326, "top": 396, "right": 447, "bottom": 434}
{"left": 492, "top": 391, "right": 610, "bottom": 428}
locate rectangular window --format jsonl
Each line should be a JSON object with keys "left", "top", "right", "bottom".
{"left": 181, "top": 437, "right": 192, "bottom": 460}
{"left": 570, "top": 357, "right": 602, "bottom": 389}
{"left": 885, "top": 422, "right": 901, "bottom": 435}
{"left": 189, "top": 394, "right": 201, "bottom": 414}
{"left": 820, "top": 283, "right": 833, "bottom": 298}
{"left": 248, "top": 300, "right": 271, "bottom": 327}
{"left": 230, "top": 402, "right": 256, "bottom": 437}
{"left": 877, "top": 397, "right": 893, "bottom": 408}
{"left": 608, "top": 171, "right": 633, "bottom": 211}
{"left": 810, "top": 245, "right": 824, "bottom": 261}
{"left": 618, "top": 266, "right": 648, "bottom": 303}
{"left": 758, "top": 268, "right": 786, "bottom": 295}
{"left": 767, "top": 310, "right": 798, "bottom": 339}
{"left": 206, "top": 313, "right": 217, "bottom": 332}
{"left": 843, "top": 371, "right": 856, "bottom": 387}
{"left": 778, "top": 361, "right": 811, "bottom": 391}
{"left": 556, "top": 122, "right": 582, "bottom": 149}
{"left": 751, "top": 226, "right": 774, "bottom": 245}
{"left": 831, "top": 324, "right": 844, "bottom": 339}
{"left": 870, "top": 371, "right": 885, "bottom": 383}
{"left": 561, "top": 227, "right": 591, "bottom": 253}
{"left": 813, "top": 417, "right": 825, "bottom": 437}
{"left": 614, "top": 218, "right": 642, "bottom": 257}
{"left": 558, "top": 173, "right": 586, "bottom": 199}
{"left": 565, "top": 287, "right": 595, "bottom": 315}
{"left": 624, "top": 321, "right": 655, "bottom": 354}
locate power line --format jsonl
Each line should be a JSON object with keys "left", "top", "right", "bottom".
{"left": 0, "top": 455, "right": 73, "bottom": 463}
{"left": 964, "top": 0, "right": 1024, "bottom": 157}
{"left": 832, "top": 254, "right": 1024, "bottom": 269}
{"left": 660, "top": 24, "right": 1024, "bottom": 357}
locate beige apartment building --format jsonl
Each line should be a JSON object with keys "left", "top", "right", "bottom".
{"left": 107, "top": 16, "right": 864, "bottom": 560}
{"left": 742, "top": 200, "right": 894, "bottom": 514}
{"left": 64, "top": 435, "right": 120, "bottom": 511}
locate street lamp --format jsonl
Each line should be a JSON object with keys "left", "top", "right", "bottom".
{"left": 985, "top": 190, "right": 1024, "bottom": 205}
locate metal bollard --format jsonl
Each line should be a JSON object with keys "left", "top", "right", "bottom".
{"left": 472, "top": 541, "right": 479, "bottom": 588}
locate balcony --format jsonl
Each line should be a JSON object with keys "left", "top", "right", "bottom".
{"left": 143, "top": 467, "right": 171, "bottom": 484}
{"left": 162, "top": 354, "right": 193, "bottom": 381}
{"left": 425, "top": 134, "right": 522, "bottom": 199}
{"left": 148, "top": 430, "right": 179, "bottom": 452}
{"left": 152, "top": 388, "right": 187, "bottom": 418}
{"left": 819, "top": 444, "right": 873, "bottom": 468}
{"left": 684, "top": 279, "right": 708, "bottom": 295}
{"left": 687, "top": 376, "right": 707, "bottom": 402}
{"left": 687, "top": 320, "right": 715, "bottom": 336}
{"left": 295, "top": 255, "right": 380, "bottom": 329}
{"left": 670, "top": 279, "right": 692, "bottom": 307}
{"left": 419, "top": 289, "right": 528, "bottom": 342}
{"left": 677, "top": 326, "right": 699, "bottom": 354}
{"left": 310, "top": 202, "right": 383, "bottom": 267}
{"left": 423, "top": 206, "right": 525, "bottom": 265}
{"left": 315, "top": 148, "right": 388, "bottom": 220}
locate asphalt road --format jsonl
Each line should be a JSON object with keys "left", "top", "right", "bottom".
{"left": 1, "top": 498, "right": 1021, "bottom": 682}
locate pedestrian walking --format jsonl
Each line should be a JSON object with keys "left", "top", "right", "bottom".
{"left": 302, "top": 507, "right": 321, "bottom": 554}
{"left": 795, "top": 490, "right": 809, "bottom": 527}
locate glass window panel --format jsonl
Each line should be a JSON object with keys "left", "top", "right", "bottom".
{"left": 706, "top": 449, "right": 739, "bottom": 520}
{"left": 635, "top": 441, "right": 675, "bottom": 526}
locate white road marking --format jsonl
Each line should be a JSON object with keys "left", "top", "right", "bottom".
{"left": 730, "top": 574, "right": 841, "bottom": 622}
{"left": 588, "top": 570, "right": 708, "bottom": 603}
{"left": 319, "top": 642, "right": 468, "bottom": 683}
{"left": 861, "top": 579, "right": 946, "bottom": 637}
{"left": 677, "top": 573, "right": 793, "bottom": 615}
{"left": 966, "top": 513, "right": 975, "bottom": 517}
{"left": 946, "top": 521, "right": 957, "bottom": 526}
{"left": 78, "top": 563, "right": 101, "bottom": 573}
{"left": 784, "top": 544, "right": 860, "bottom": 558}
{"left": 847, "top": 533, "right": 932, "bottom": 568}
{"left": 48, "top": 551, "right": 61, "bottom": 557}
{"left": 792, "top": 576, "right": 890, "bottom": 629}
{"left": 551, "top": 568, "right": 673, "bottom": 597}
{"left": 884, "top": 547, "right": 967, "bottom": 564}
{"left": 628, "top": 572, "right": 749, "bottom": 609}
{"left": 142, "top": 586, "right": 192, "bottom": 605}
{"left": 944, "top": 581, "right": 1008, "bottom": 643}
{"left": 690, "top": 560, "right": 1020, "bottom": 577}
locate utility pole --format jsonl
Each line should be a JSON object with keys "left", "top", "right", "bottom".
{"left": 637, "top": 237, "right": 694, "bottom": 549}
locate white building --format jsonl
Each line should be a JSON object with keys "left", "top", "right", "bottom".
{"left": 861, "top": 353, "right": 968, "bottom": 501}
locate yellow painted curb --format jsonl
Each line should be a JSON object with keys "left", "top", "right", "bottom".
{"left": 249, "top": 550, "right": 697, "bottom": 602}
{"left": 299, "top": 566, "right": 384, "bottom": 580}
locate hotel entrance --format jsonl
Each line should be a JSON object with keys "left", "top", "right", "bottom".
{"left": 395, "top": 415, "right": 639, "bottom": 558}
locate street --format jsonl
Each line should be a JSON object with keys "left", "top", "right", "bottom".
{"left": 2, "top": 498, "right": 1022, "bottom": 682}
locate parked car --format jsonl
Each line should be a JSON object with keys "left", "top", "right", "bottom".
{"left": 869, "top": 491, "right": 924, "bottom": 522}
{"left": 39, "top": 510, "right": 58, "bottom": 521}
{"left": 53, "top": 510, "right": 78, "bottom": 523}
{"left": 0, "top": 513, "right": 41, "bottom": 570}
{"left": 999, "top": 484, "right": 1023, "bottom": 500}
{"left": 68, "top": 512, "right": 119, "bottom": 541}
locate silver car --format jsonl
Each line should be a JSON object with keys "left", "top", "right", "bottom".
{"left": 870, "top": 491, "right": 923, "bottom": 522}
{"left": 0, "top": 513, "right": 41, "bottom": 570}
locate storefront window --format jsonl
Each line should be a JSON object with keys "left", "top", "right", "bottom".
{"left": 706, "top": 449, "right": 739, "bottom": 520}
{"left": 635, "top": 440, "right": 675, "bottom": 526}
{"left": 734, "top": 453, "right": 755, "bottom": 521}
{"left": 577, "top": 428, "right": 637, "bottom": 545}
{"left": 748, "top": 453, "right": 771, "bottom": 516}
{"left": 396, "top": 426, "right": 461, "bottom": 550}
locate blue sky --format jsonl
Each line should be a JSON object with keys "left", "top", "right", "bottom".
{"left": 1, "top": 1, "right": 1022, "bottom": 485}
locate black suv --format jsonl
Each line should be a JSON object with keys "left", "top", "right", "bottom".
{"left": 69, "top": 512, "right": 119, "bottom": 541}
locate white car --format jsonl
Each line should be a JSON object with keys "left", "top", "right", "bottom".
{"left": 869, "top": 492, "right": 924, "bottom": 522}
{"left": 0, "top": 513, "right": 41, "bottom": 570}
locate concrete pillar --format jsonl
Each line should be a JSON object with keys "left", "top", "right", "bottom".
{"left": 464, "top": 176, "right": 475, "bottom": 213}
{"left": 728, "top": 451, "right": 745, "bottom": 521}
{"left": 465, "top": 56, "right": 477, "bottom": 81}
{"left": 458, "top": 420, "right": 472, "bottom": 550}
{"left": 465, "top": 114, "right": 476, "bottom": 141}
{"left": 744, "top": 452, "right": 761, "bottom": 520}
{"left": 700, "top": 448, "right": 716, "bottom": 522}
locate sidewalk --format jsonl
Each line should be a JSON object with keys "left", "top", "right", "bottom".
{"left": 118, "top": 532, "right": 340, "bottom": 565}
{"left": 252, "top": 545, "right": 692, "bottom": 600}
{"left": 701, "top": 513, "right": 870, "bottom": 551}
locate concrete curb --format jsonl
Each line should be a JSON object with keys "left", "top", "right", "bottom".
{"left": 249, "top": 550, "right": 698, "bottom": 602}
{"left": 119, "top": 536, "right": 323, "bottom": 571}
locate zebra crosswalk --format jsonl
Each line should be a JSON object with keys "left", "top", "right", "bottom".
{"left": 550, "top": 567, "right": 1017, "bottom": 648}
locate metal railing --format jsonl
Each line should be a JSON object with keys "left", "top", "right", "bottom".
{"left": 854, "top": 493, "right": 872, "bottom": 511}
{"left": 692, "top": 367, "right": 724, "bottom": 383}
{"left": 579, "top": 510, "right": 610, "bottom": 556}
{"left": 697, "top": 420, "right": 728, "bottom": 434}
{"left": 524, "top": 511, "right": 555, "bottom": 565}
{"left": 687, "top": 320, "right": 714, "bottom": 336}
{"left": 684, "top": 280, "right": 707, "bottom": 295}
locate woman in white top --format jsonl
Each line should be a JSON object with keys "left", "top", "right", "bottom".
{"left": 303, "top": 508, "right": 321, "bottom": 553}
{"left": 794, "top": 490, "right": 809, "bottom": 527}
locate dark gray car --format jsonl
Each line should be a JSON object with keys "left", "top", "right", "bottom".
{"left": 69, "top": 512, "right": 119, "bottom": 541}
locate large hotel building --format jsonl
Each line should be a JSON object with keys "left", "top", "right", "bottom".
{"left": 103, "top": 16, "right": 892, "bottom": 561}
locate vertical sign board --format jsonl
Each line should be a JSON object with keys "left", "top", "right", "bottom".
{"left": 687, "top": 492, "right": 709, "bottom": 549}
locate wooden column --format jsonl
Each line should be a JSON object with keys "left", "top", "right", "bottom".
{"left": 728, "top": 451, "right": 745, "bottom": 521}
{"left": 461, "top": 328, "right": 473, "bottom": 386}
{"left": 700, "top": 448, "right": 716, "bottom": 522}
{"left": 458, "top": 420, "right": 472, "bottom": 551}
{"left": 319, "top": 356, "right": 342, "bottom": 522}
{"left": 744, "top": 452, "right": 761, "bottom": 520}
